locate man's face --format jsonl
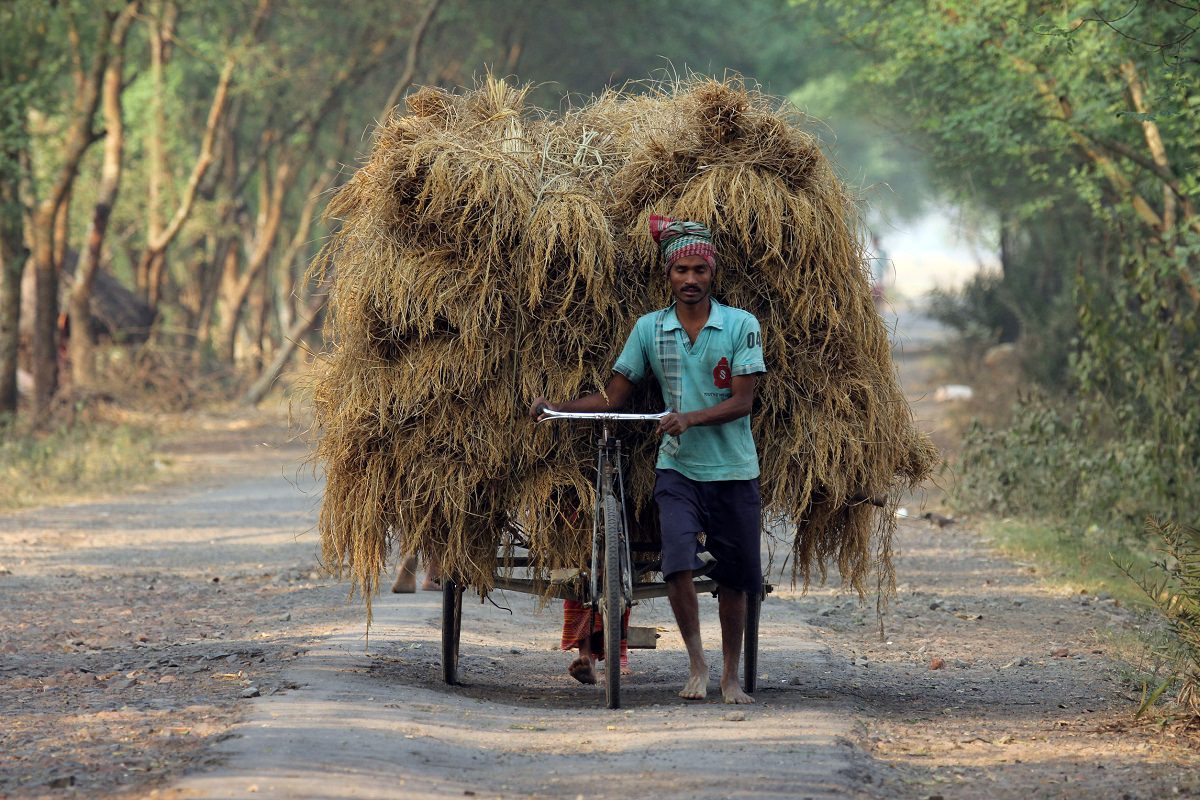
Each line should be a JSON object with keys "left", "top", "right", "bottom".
{"left": 668, "top": 255, "right": 714, "bottom": 306}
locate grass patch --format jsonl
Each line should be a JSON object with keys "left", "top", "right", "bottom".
{"left": 980, "top": 516, "right": 1158, "bottom": 609}
{"left": 0, "top": 416, "right": 161, "bottom": 511}
{"left": 980, "top": 516, "right": 1185, "bottom": 712}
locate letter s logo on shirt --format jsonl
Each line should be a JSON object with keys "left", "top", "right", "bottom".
{"left": 713, "top": 357, "right": 732, "bottom": 389}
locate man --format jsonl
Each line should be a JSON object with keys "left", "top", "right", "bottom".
{"left": 530, "top": 214, "right": 766, "bottom": 704}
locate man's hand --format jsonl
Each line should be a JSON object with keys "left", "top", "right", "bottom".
{"left": 529, "top": 398, "right": 557, "bottom": 420}
{"left": 657, "top": 411, "right": 693, "bottom": 436}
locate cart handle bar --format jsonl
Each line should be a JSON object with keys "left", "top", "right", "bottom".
{"left": 537, "top": 408, "right": 669, "bottom": 424}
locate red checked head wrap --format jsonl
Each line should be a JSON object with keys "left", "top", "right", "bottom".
{"left": 649, "top": 214, "right": 716, "bottom": 269}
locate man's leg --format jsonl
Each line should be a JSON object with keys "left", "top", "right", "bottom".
{"left": 717, "top": 588, "right": 754, "bottom": 704}
{"left": 702, "top": 477, "right": 760, "bottom": 704}
{"left": 568, "top": 634, "right": 596, "bottom": 685}
{"left": 391, "top": 553, "right": 418, "bottom": 593}
{"left": 563, "top": 601, "right": 596, "bottom": 685}
{"left": 667, "top": 570, "right": 708, "bottom": 699}
{"left": 420, "top": 560, "right": 441, "bottom": 591}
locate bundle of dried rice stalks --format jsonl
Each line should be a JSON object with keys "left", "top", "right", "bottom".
{"left": 582, "top": 78, "right": 938, "bottom": 596}
{"left": 308, "top": 76, "right": 937, "bottom": 622}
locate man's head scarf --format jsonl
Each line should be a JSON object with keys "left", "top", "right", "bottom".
{"left": 649, "top": 214, "right": 716, "bottom": 269}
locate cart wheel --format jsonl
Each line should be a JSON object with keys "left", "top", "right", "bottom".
{"left": 441, "top": 578, "right": 462, "bottom": 685}
{"left": 743, "top": 586, "right": 762, "bottom": 694}
{"left": 601, "top": 488, "right": 624, "bottom": 709}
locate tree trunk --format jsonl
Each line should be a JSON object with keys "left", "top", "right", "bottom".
{"left": 137, "top": 0, "right": 271, "bottom": 313}
{"left": 274, "top": 160, "right": 335, "bottom": 334}
{"left": 29, "top": 205, "right": 60, "bottom": 409}
{"left": 187, "top": 117, "right": 239, "bottom": 360}
{"left": 69, "top": 2, "right": 138, "bottom": 389}
{"left": 0, "top": 171, "right": 25, "bottom": 415}
{"left": 28, "top": 11, "right": 114, "bottom": 411}
{"left": 216, "top": 149, "right": 292, "bottom": 364}
{"left": 242, "top": 292, "right": 324, "bottom": 406}
{"left": 248, "top": 259, "right": 269, "bottom": 371}
{"left": 194, "top": 239, "right": 236, "bottom": 359}
{"left": 140, "top": 0, "right": 174, "bottom": 298}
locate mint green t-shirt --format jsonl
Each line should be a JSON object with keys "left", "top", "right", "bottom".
{"left": 613, "top": 299, "right": 766, "bottom": 481}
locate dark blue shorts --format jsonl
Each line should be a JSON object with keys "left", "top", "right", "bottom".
{"left": 653, "top": 468, "right": 762, "bottom": 595}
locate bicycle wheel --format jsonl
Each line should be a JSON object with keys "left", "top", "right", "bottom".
{"left": 441, "top": 577, "right": 462, "bottom": 685}
{"left": 601, "top": 486, "right": 624, "bottom": 709}
{"left": 742, "top": 587, "right": 761, "bottom": 694}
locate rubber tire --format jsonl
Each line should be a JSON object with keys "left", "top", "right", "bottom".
{"left": 743, "top": 587, "right": 761, "bottom": 694}
{"left": 441, "top": 578, "right": 462, "bottom": 685}
{"left": 602, "top": 488, "right": 624, "bottom": 709}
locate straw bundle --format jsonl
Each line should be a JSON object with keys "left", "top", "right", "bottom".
{"left": 309, "top": 76, "right": 937, "bottom": 621}
{"left": 586, "top": 79, "right": 939, "bottom": 593}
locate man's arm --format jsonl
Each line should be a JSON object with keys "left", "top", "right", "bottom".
{"left": 529, "top": 372, "right": 637, "bottom": 420}
{"left": 657, "top": 374, "right": 757, "bottom": 435}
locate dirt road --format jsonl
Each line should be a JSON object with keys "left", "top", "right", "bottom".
{"left": 2, "top": 413, "right": 874, "bottom": 800}
{"left": 4, "top": 311, "right": 1199, "bottom": 798}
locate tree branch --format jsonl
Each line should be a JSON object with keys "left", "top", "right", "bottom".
{"left": 1119, "top": 60, "right": 1178, "bottom": 231}
{"left": 1009, "top": 54, "right": 1164, "bottom": 231}
{"left": 149, "top": 0, "right": 270, "bottom": 253}
{"left": 381, "top": 0, "right": 446, "bottom": 115}
{"left": 71, "top": 1, "right": 139, "bottom": 386}
{"left": 48, "top": 12, "right": 114, "bottom": 219}
{"left": 140, "top": 0, "right": 272, "bottom": 308}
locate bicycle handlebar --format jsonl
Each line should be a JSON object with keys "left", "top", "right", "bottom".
{"left": 537, "top": 408, "right": 669, "bottom": 423}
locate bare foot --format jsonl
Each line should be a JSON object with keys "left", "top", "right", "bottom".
{"left": 568, "top": 656, "right": 596, "bottom": 685}
{"left": 679, "top": 664, "right": 708, "bottom": 700}
{"left": 420, "top": 575, "right": 441, "bottom": 591}
{"left": 721, "top": 679, "right": 755, "bottom": 705}
{"left": 391, "top": 557, "right": 417, "bottom": 594}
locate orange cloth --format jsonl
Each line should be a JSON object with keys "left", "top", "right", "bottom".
{"left": 561, "top": 599, "right": 630, "bottom": 668}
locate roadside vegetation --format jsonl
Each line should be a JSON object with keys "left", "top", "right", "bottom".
{"left": 0, "top": 410, "right": 158, "bottom": 511}
{"left": 808, "top": 0, "right": 1200, "bottom": 720}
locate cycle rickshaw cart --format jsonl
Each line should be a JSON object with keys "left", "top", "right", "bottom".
{"left": 437, "top": 409, "right": 772, "bottom": 709}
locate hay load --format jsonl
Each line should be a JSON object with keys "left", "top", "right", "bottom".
{"left": 587, "top": 80, "right": 939, "bottom": 591}
{"left": 310, "top": 76, "right": 937, "bottom": 620}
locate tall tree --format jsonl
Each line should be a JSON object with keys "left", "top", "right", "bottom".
{"left": 27, "top": 8, "right": 115, "bottom": 411}
{"left": 0, "top": 2, "right": 45, "bottom": 415}
{"left": 242, "top": 0, "right": 445, "bottom": 402}
{"left": 68, "top": 1, "right": 140, "bottom": 388}
{"left": 135, "top": 0, "right": 272, "bottom": 312}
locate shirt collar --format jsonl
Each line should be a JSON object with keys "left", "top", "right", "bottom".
{"left": 662, "top": 298, "right": 725, "bottom": 332}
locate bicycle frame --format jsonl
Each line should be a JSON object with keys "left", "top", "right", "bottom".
{"left": 537, "top": 410, "right": 667, "bottom": 610}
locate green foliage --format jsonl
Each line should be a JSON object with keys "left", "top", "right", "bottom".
{"left": 927, "top": 271, "right": 1019, "bottom": 351}
{"left": 1118, "top": 520, "right": 1200, "bottom": 720}
{"left": 0, "top": 415, "right": 159, "bottom": 510}
{"left": 980, "top": 517, "right": 1155, "bottom": 609}
{"left": 0, "top": 1, "right": 55, "bottom": 180}
{"left": 1072, "top": 236, "right": 1200, "bottom": 494}
{"left": 795, "top": 0, "right": 1199, "bottom": 385}
{"left": 954, "top": 393, "right": 1193, "bottom": 526}
{"left": 955, "top": 229, "right": 1200, "bottom": 524}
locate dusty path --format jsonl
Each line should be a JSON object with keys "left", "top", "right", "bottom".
{"left": 0, "top": 414, "right": 356, "bottom": 799}
{"left": 4, "top": 309, "right": 1200, "bottom": 798}
{"left": 2, "top": 412, "right": 873, "bottom": 800}
{"left": 169, "top": 577, "right": 872, "bottom": 800}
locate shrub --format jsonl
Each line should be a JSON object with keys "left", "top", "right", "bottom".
{"left": 0, "top": 413, "right": 158, "bottom": 510}
{"left": 1120, "top": 519, "right": 1200, "bottom": 720}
